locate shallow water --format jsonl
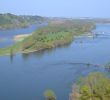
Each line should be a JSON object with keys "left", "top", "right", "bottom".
{"left": 0, "top": 24, "right": 110, "bottom": 100}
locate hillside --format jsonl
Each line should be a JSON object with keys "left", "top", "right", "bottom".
{"left": 0, "top": 13, "right": 46, "bottom": 30}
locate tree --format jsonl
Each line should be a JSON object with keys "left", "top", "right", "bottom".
{"left": 44, "top": 89, "right": 57, "bottom": 100}
{"left": 70, "top": 72, "right": 110, "bottom": 100}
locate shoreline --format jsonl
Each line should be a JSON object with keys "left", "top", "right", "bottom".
{"left": 0, "top": 37, "right": 73, "bottom": 56}
{"left": 0, "top": 32, "right": 94, "bottom": 57}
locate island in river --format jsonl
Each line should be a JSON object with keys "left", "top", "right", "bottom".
{"left": 0, "top": 19, "right": 95, "bottom": 56}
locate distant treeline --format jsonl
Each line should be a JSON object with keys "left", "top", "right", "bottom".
{"left": 0, "top": 13, "right": 47, "bottom": 30}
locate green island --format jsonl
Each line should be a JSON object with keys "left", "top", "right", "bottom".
{"left": 0, "top": 20, "right": 95, "bottom": 56}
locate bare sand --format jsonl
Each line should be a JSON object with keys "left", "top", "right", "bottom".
{"left": 14, "top": 34, "right": 32, "bottom": 41}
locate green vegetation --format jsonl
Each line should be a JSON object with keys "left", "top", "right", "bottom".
{"left": 0, "top": 13, "right": 46, "bottom": 30}
{"left": 44, "top": 89, "right": 57, "bottom": 100}
{"left": 0, "top": 20, "right": 95, "bottom": 55}
{"left": 70, "top": 72, "right": 110, "bottom": 100}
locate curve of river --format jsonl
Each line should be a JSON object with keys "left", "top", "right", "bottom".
{"left": 0, "top": 24, "right": 110, "bottom": 100}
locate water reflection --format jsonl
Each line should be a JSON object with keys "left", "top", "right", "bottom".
{"left": 9, "top": 54, "right": 15, "bottom": 64}
{"left": 105, "top": 63, "right": 110, "bottom": 72}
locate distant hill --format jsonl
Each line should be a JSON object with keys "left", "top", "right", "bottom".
{"left": 72, "top": 17, "right": 110, "bottom": 23}
{"left": 0, "top": 13, "right": 47, "bottom": 30}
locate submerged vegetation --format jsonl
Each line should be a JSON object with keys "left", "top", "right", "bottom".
{"left": 70, "top": 72, "right": 110, "bottom": 100}
{"left": 0, "top": 20, "right": 95, "bottom": 55}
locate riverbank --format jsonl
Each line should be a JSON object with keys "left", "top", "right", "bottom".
{"left": 0, "top": 20, "right": 95, "bottom": 56}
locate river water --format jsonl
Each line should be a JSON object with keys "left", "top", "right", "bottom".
{"left": 0, "top": 24, "right": 110, "bottom": 100}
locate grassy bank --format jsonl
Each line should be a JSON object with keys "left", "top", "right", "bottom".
{"left": 0, "top": 20, "right": 95, "bottom": 56}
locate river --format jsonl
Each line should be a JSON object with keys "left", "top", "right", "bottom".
{"left": 0, "top": 24, "right": 110, "bottom": 100}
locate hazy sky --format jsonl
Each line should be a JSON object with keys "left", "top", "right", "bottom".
{"left": 0, "top": 0, "right": 110, "bottom": 18}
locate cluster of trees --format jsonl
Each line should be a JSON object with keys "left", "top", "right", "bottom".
{"left": 70, "top": 72, "right": 110, "bottom": 100}
{"left": 20, "top": 20, "right": 95, "bottom": 52}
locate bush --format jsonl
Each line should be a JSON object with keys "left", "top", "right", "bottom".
{"left": 70, "top": 72, "right": 110, "bottom": 100}
{"left": 44, "top": 89, "right": 57, "bottom": 100}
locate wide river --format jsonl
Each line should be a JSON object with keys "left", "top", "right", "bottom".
{"left": 0, "top": 24, "right": 110, "bottom": 100}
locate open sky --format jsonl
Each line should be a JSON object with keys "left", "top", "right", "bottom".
{"left": 0, "top": 0, "right": 110, "bottom": 18}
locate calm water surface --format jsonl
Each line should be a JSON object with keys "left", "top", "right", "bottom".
{"left": 0, "top": 24, "right": 110, "bottom": 100}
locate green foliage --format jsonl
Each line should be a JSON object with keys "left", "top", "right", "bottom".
{"left": 19, "top": 20, "right": 95, "bottom": 51}
{"left": 80, "top": 85, "right": 92, "bottom": 100}
{"left": 71, "top": 72, "right": 110, "bottom": 100}
{"left": 44, "top": 89, "right": 56, "bottom": 100}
